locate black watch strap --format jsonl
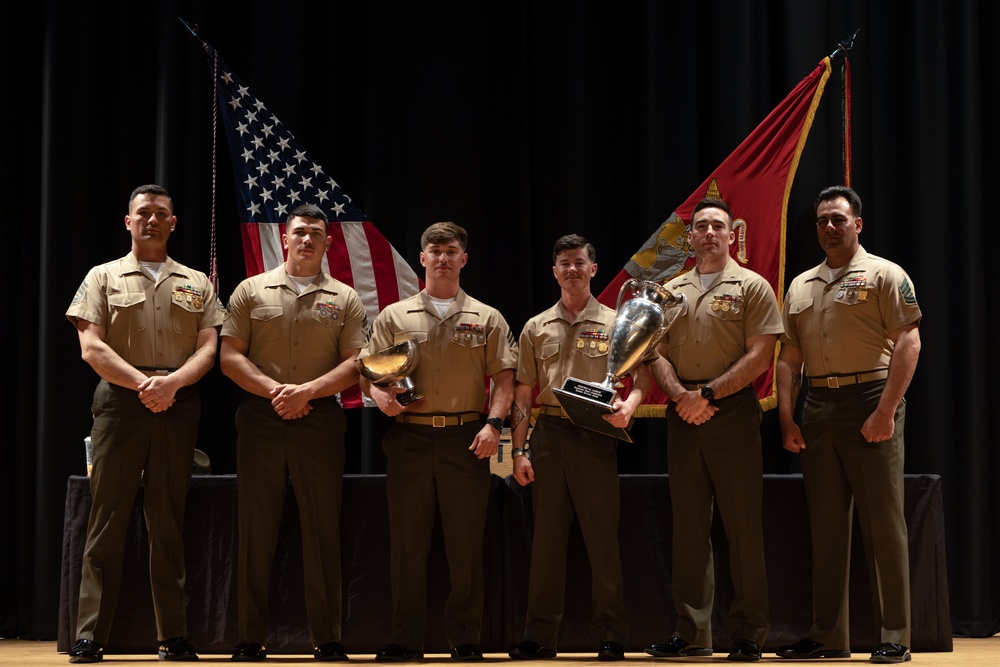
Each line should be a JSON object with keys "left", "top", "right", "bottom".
{"left": 486, "top": 416, "right": 504, "bottom": 431}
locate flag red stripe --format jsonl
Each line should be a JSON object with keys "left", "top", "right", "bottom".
{"left": 240, "top": 223, "right": 267, "bottom": 276}
{"left": 323, "top": 222, "right": 355, "bottom": 286}
{"left": 361, "top": 222, "right": 402, "bottom": 310}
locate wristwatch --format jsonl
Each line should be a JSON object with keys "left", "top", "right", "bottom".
{"left": 486, "top": 416, "right": 504, "bottom": 432}
{"left": 700, "top": 385, "right": 716, "bottom": 402}
{"left": 511, "top": 447, "right": 531, "bottom": 460}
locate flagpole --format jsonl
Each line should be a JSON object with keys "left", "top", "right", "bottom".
{"left": 178, "top": 17, "right": 221, "bottom": 292}
{"left": 178, "top": 16, "right": 205, "bottom": 45}
{"left": 829, "top": 29, "right": 859, "bottom": 188}
{"left": 829, "top": 28, "right": 860, "bottom": 59}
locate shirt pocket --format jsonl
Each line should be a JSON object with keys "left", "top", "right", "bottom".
{"left": 788, "top": 297, "right": 814, "bottom": 316}
{"left": 107, "top": 291, "right": 146, "bottom": 332}
{"left": 249, "top": 305, "right": 285, "bottom": 347}
{"left": 171, "top": 296, "right": 204, "bottom": 338}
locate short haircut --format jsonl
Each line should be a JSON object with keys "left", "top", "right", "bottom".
{"left": 128, "top": 184, "right": 172, "bottom": 213}
{"left": 552, "top": 234, "right": 596, "bottom": 263}
{"left": 421, "top": 221, "right": 468, "bottom": 251}
{"left": 814, "top": 185, "right": 862, "bottom": 217}
{"left": 287, "top": 203, "right": 329, "bottom": 233}
{"left": 691, "top": 197, "right": 732, "bottom": 227}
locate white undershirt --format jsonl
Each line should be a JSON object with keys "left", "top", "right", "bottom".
{"left": 139, "top": 261, "right": 164, "bottom": 282}
{"left": 429, "top": 296, "right": 454, "bottom": 317}
{"left": 289, "top": 274, "right": 319, "bottom": 294}
{"left": 824, "top": 262, "right": 840, "bottom": 283}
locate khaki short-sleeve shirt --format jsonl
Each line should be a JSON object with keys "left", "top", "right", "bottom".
{"left": 661, "top": 258, "right": 783, "bottom": 381}
{"left": 222, "top": 265, "right": 368, "bottom": 384}
{"left": 517, "top": 295, "right": 617, "bottom": 409}
{"left": 360, "top": 289, "right": 517, "bottom": 413}
{"left": 780, "top": 246, "right": 921, "bottom": 376}
{"left": 66, "top": 253, "right": 224, "bottom": 369}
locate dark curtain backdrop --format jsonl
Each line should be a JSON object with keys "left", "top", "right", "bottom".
{"left": 3, "top": 0, "right": 998, "bottom": 641}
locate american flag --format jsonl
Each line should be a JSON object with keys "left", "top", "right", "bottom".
{"left": 194, "top": 34, "right": 421, "bottom": 408}
{"left": 201, "top": 40, "right": 421, "bottom": 324}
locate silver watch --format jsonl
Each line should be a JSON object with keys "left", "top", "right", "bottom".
{"left": 511, "top": 447, "right": 531, "bottom": 460}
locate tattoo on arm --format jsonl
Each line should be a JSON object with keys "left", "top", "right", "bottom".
{"left": 791, "top": 374, "right": 801, "bottom": 395}
{"left": 511, "top": 402, "right": 528, "bottom": 430}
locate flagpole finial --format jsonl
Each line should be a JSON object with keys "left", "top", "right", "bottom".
{"left": 829, "top": 28, "right": 860, "bottom": 59}
{"left": 178, "top": 17, "right": 204, "bottom": 43}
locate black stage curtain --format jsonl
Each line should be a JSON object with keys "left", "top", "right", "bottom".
{"left": 56, "top": 474, "right": 950, "bottom": 654}
{"left": 3, "top": 0, "right": 999, "bottom": 641}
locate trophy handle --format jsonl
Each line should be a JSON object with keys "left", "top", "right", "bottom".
{"left": 616, "top": 277, "right": 640, "bottom": 312}
{"left": 654, "top": 292, "right": 686, "bottom": 341}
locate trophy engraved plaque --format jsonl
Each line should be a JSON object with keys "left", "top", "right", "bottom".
{"left": 553, "top": 278, "right": 685, "bottom": 441}
{"left": 357, "top": 338, "right": 424, "bottom": 406}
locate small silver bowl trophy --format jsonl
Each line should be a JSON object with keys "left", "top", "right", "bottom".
{"left": 357, "top": 338, "right": 424, "bottom": 406}
{"left": 553, "top": 278, "right": 685, "bottom": 442}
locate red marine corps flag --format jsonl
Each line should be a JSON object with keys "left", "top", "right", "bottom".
{"left": 598, "top": 57, "right": 834, "bottom": 414}
{"left": 183, "top": 20, "right": 421, "bottom": 408}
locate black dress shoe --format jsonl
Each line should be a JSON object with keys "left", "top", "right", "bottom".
{"left": 376, "top": 644, "right": 424, "bottom": 662}
{"left": 509, "top": 640, "right": 557, "bottom": 660}
{"left": 598, "top": 641, "right": 625, "bottom": 661}
{"left": 776, "top": 637, "right": 850, "bottom": 659}
{"left": 451, "top": 644, "right": 483, "bottom": 661}
{"left": 231, "top": 643, "right": 267, "bottom": 662}
{"left": 645, "top": 636, "right": 712, "bottom": 658}
{"left": 870, "top": 643, "right": 911, "bottom": 664}
{"left": 160, "top": 637, "right": 199, "bottom": 661}
{"left": 727, "top": 639, "right": 761, "bottom": 662}
{"left": 68, "top": 639, "right": 104, "bottom": 663}
{"left": 315, "top": 642, "right": 348, "bottom": 661}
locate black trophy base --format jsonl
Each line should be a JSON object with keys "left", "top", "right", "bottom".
{"left": 397, "top": 391, "right": 425, "bottom": 406}
{"left": 552, "top": 378, "right": 633, "bottom": 443}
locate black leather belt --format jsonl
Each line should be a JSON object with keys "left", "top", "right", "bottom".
{"left": 807, "top": 369, "right": 888, "bottom": 388}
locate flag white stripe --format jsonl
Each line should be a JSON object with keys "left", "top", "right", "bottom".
{"left": 342, "top": 222, "right": 380, "bottom": 320}
{"left": 393, "top": 248, "right": 421, "bottom": 298}
{"left": 258, "top": 223, "right": 285, "bottom": 271}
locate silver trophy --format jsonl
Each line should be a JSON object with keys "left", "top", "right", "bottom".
{"left": 357, "top": 338, "right": 424, "bottom": 406}
{"left": 553, "top": 278, "right": 685, "bottom": 441}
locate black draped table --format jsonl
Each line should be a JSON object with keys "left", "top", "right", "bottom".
{"left": 59, "top": 474, "right": 951, "bottom": 654}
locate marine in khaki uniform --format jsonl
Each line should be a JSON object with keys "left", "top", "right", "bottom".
{"left": 507, "top": 235, "right": 649, "bottom": 663}
{"left": 776, "top": 186, "right": 921, "bottom": 665}
{"left": 66, "top": 184, "right": 222, "bottom": 663}
{"left": 358, "top": 222, "right": 516, "bottom": 662}
{"left": 645, "top": 198, "right": 782, "bottom": 663}
{"left": 221, "top": 204, "right": 368, "bottom": 663}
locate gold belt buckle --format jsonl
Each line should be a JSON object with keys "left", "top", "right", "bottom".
{"left": 432, "top": 415, "right": 447, "bottom": 428}
{"left": 826, "top": 376, "right": 841, "bottom": 389}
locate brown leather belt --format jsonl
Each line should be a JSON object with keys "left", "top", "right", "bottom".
{"left": 681, "top": 381, "right": 710, "bottom": 390}
{"left": 537, "top": 405, "right": 567, "bottom": 418}
{"left": 807, "top": 369, "right": 889, "bottom": 389}
{"left": 396, "top": 411, "right": 481, "bottom": 427}
{"left": 138, "top": 368, "right": 175, "bottom": 377}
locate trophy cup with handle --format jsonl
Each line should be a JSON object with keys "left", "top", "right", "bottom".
{"left": 357, "top": 338, "right": 424, "bottom": 406}
{"left": 553, "top": 278, "right": 685, "bottom": 441}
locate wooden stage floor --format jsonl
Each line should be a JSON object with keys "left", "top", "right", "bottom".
{"left": 1, "top": 638, "right": 998, "bottom": 666}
